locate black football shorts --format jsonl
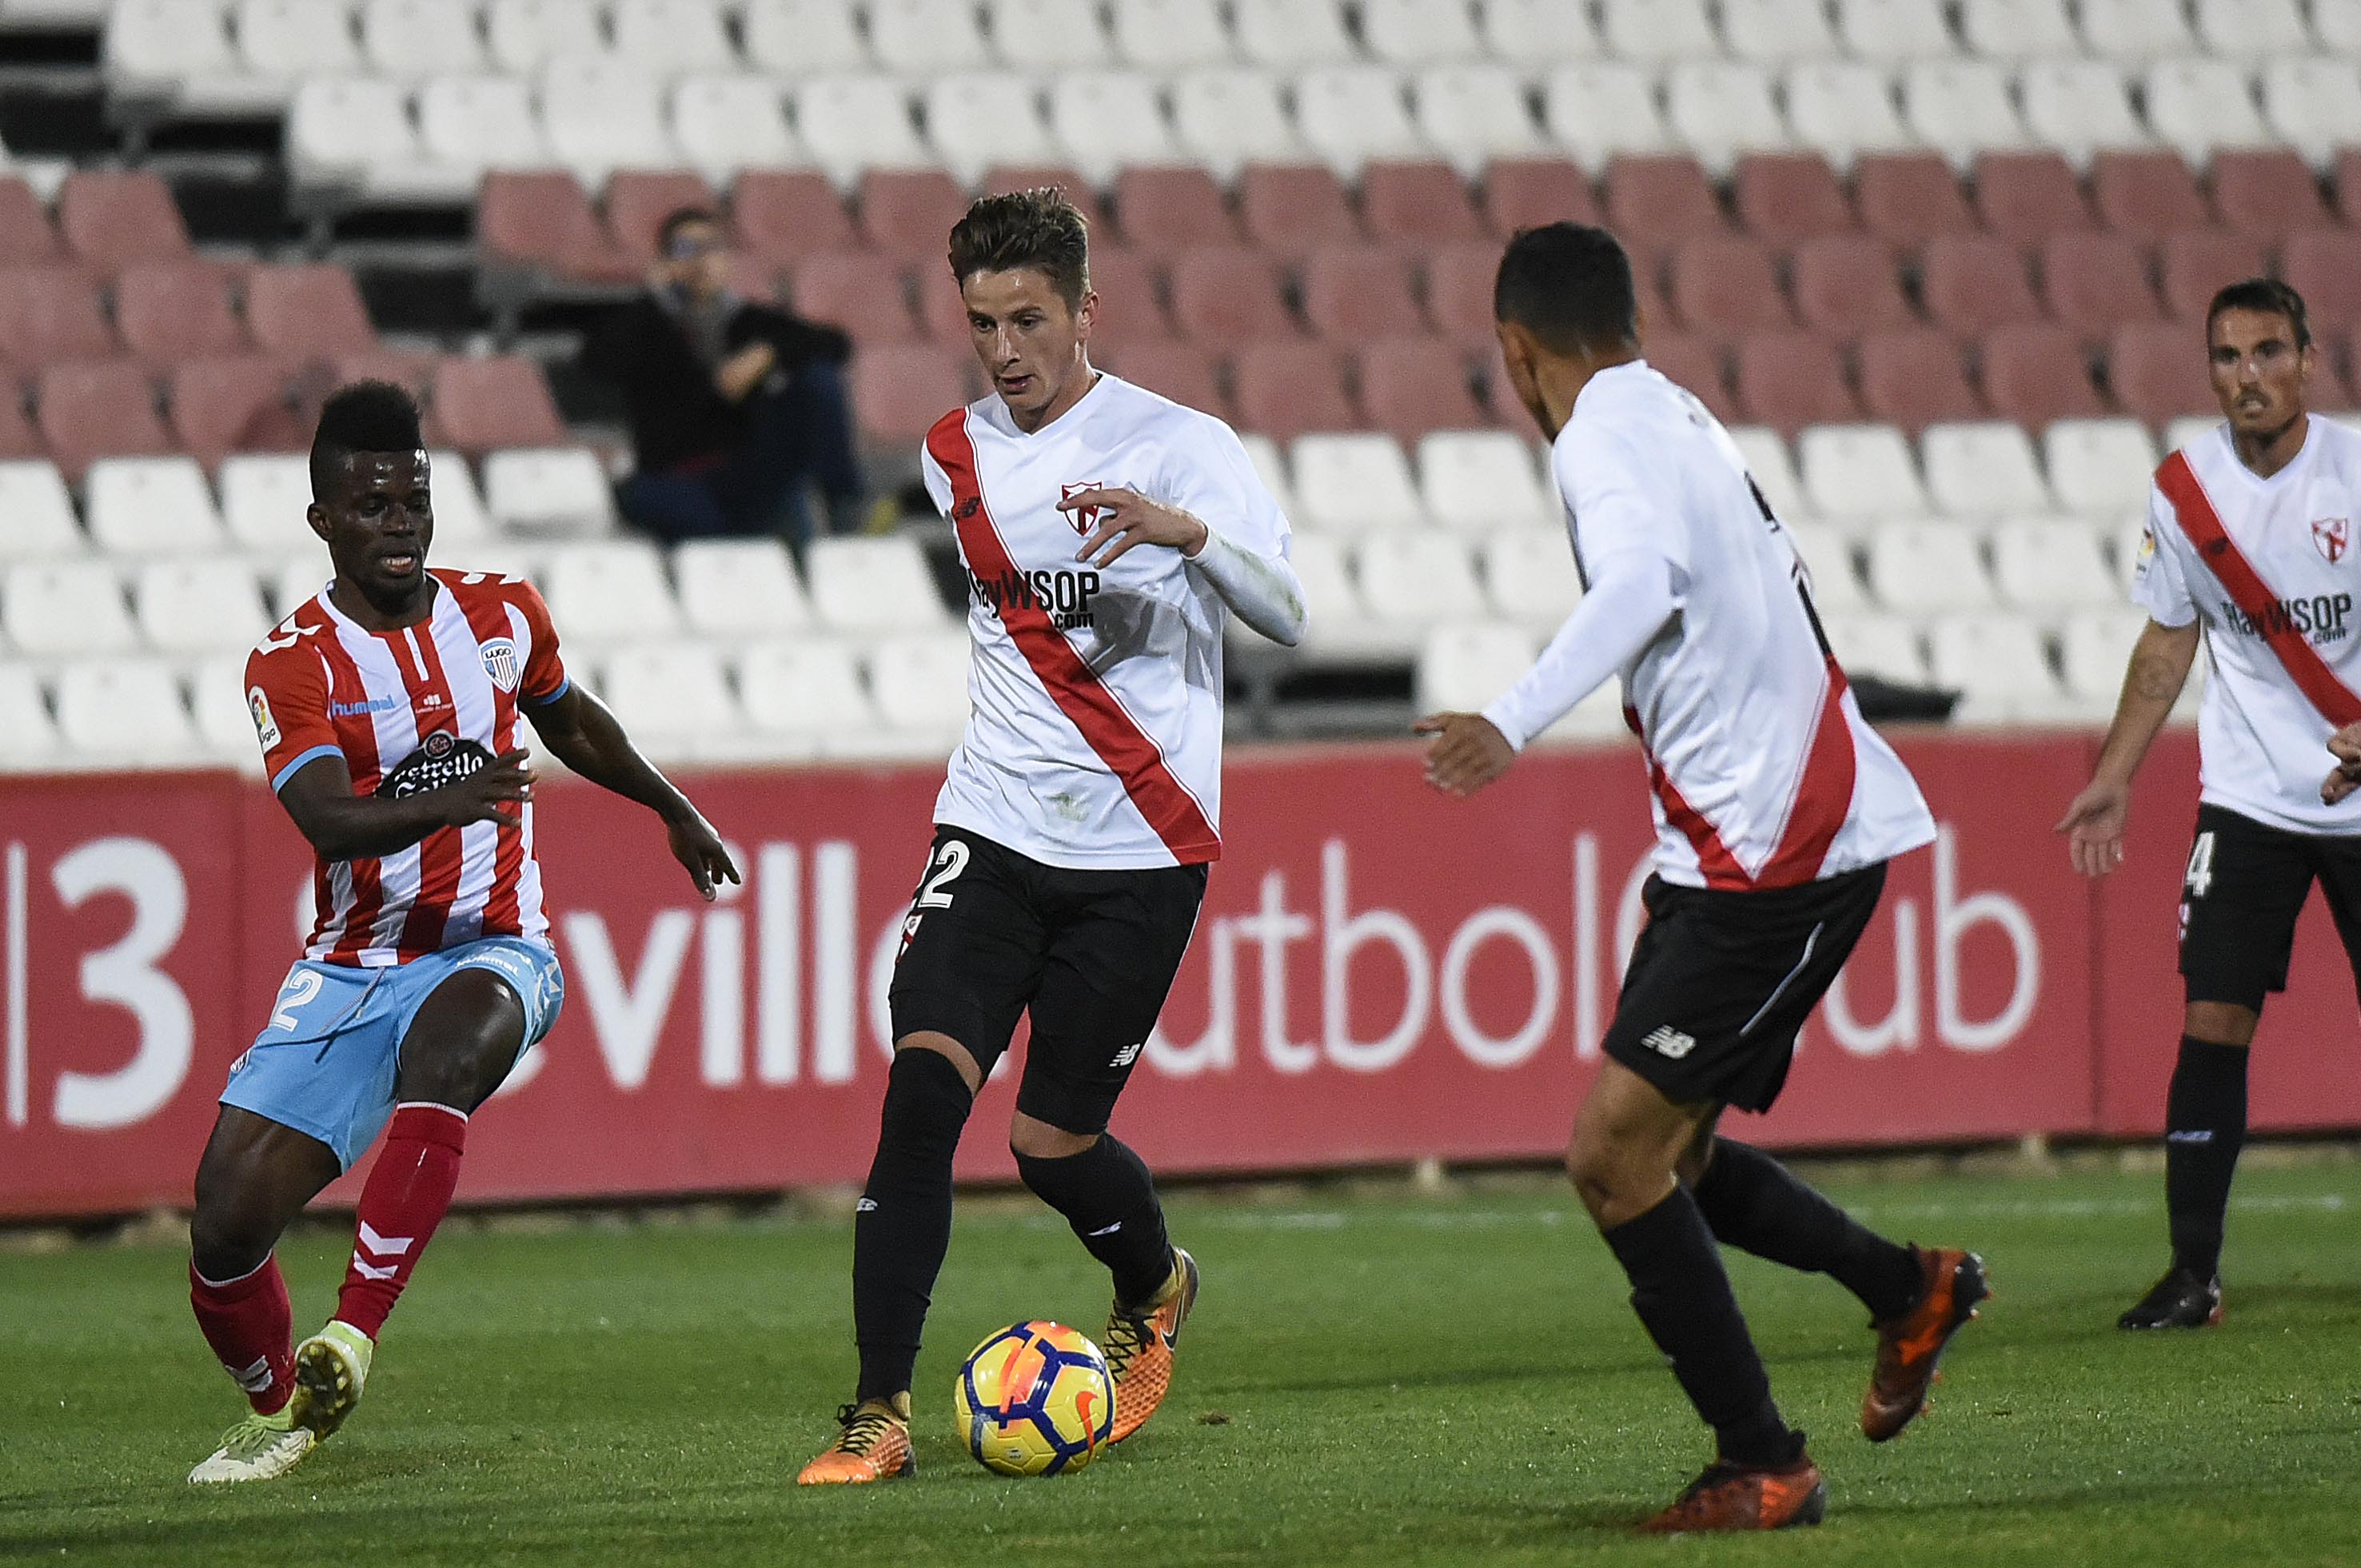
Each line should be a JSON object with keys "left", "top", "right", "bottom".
{"left": 1602, "top": 864, "right": 1888, "bottom": 1113}
{"left": 2179, "top": 802, "right": 2361, "bottom": 1011}
{"left": 887, "top": 825, "right": 1207, "bottom": 1134}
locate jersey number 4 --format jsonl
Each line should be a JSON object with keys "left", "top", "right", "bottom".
{"left": 2184, "top": 832, "right": 2218, "bottom": 900}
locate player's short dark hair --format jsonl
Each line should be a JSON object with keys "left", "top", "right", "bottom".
{"left": 309, "top": 380, "right": 425, "bottom": 501}
{"left": 659, "top": 205, "right": 721, "bottom": 250}
{"left": 1494, "top": 224, "right": 1640, "bottom": 356}
{"left": 947, "top": 187, "right": 1091, "bottom": 309}
{"left": 2206, "top": 277, "right": 2311, "bottom": 350}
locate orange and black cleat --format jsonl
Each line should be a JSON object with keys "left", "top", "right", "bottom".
{"left": 796, "top": 1398, "right": 915, "bottom": 1485}
{"left": 1103, "top": 1246, "right": 1198, "bottom": 1443}
{"left": 1862, "top": 1246, "right": 1988, "bottom": 1442}
{"left": 1641, "top": 1454, "right": 1827, "bottom": 1533}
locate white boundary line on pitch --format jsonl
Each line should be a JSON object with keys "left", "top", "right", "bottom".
{"left": 1165, "top": 1192, "right": 2351, "bottom": 1231}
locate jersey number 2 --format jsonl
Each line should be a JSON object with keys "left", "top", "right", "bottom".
{"left": 271, "top": 969, "right": 325, "bottom": 1031}
{"left": 917, "top": 841, "right": 971, "bottom": 908}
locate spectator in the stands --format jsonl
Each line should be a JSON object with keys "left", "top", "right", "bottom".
{"left": 588, "top": 206, "right": 866, "bottom": 549}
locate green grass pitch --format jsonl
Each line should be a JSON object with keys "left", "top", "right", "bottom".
{"left": 3, "top": 1159, "right": 2358, "bottom": 1566}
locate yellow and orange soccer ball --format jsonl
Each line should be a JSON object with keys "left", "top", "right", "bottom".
{"left": 952, "top": 1320, "right": 1117, "bottom": 1476}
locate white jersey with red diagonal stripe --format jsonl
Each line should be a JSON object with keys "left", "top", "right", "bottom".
{"left": 1559, "top": 361, "right": 1935, "bottom": 888}
{"left": 2132, "top": 416, "right": 2361, "bottom": 834}
{"left": 242, "top": 569, "right": 569, "bottom": 966}
{"left": 919, "top": 373, "right": 1293, "bottom": 868}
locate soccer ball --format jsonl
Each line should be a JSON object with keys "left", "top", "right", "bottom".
{"left": 952, "top": 1320, "right": 1117, "bottom": 1476}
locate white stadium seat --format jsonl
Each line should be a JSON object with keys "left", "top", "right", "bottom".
{"left": 2044, "top": 419, "right": 2158, "bottom": 516}
{"left": 923, "top": 74, "right": 1058, "bottom": 187}
{"left": 0, "top": 461, "right": 84, "bottom": 560}
{"left": 1821, "top": 612, "right": 1928, "bottom": 683}
{"left": 2193, "top": 0, "right": 2311, "bottom": 58}
{"left": 54, "top": 658, "right": 199, "bottom": 765}
{"left": 807, "top": 537, "right": 951, "bottom": 632}
{"left": 1168, "top": 67, "right": 1304, "bottom": 180}
{"left": 736, "top": 639, "right": 881, "bottom": 754}
{"left": 1901, "top": 60, "right": 2032, "bottom": 169}
{"left": 2143, "top": 58, "right": 2274, "bottom": 169}
{"left": 482, "top": 449, "right": 614, "bottom": 535}
{"left": 107, "top": 0, "right": 273, "bottom": 118}
{"left": 540, "top": 541, "right": 683, "bottom": 645}
{"left": 425, "top": 450, "right": 494, "bottom": 545}
{"left": 1788, "top": 525, "right": 1868, "bottom": 612}
{"left": 1290, "top": 434, "right": 1426, "bottom": 535}
{"left": 1107, "top": 0, "right": 1233, "bottom": 70}
{"left": 794, "top": 75, "right": 931, "bottom": 186}
{"left": 1921, "top": 422, "right": 2055, "bottom": 517}
{"left": 541, "top": 57, "right": 676, "bottom": 186}
{"left": 1798, "top": 425, "right": 1930, "bottom": 522}
{"left": 86, "top": 457, "right": 226, "bottom": 557}
{"left": 288, "top": 78, "right": 471, "bottom": 206}
{"left": 1479, "top": 529, "right": 1583, "bottom": 632}
{"left": 1865, "top": 520, "right": 1996, "bottom": 612}
{"left": 1417, "top": 431, "right": 1552, "bottom": 534}
{"left": 359, "top": 0, "right": 488, "bottom": 78}
{"left": 2076, "top": 0, "right": 2196, "bottom": 60}
{"left": 1413, "top": 65, "right": 1547, "bottom": 177}
{"left": 741, "top": 0, "right": 871, "bottom": 74}
{"left": 2060, "top": 608, "right": 2148, "bottom": 702}
{"left": 1482, "top": 0, "right": 1598, "bottom": 59}
{"left": 672, "top": 539, "right": 815, "bottom": 639}
{"left": 673, "top": 76, "right": 802, "bottom": 184}
{"left": 1991, "top": 518, "right": 2122, "bottom": 612}
{"left": 868, "top": 0, "right": 994, "bottom": 78}
{"left": 1929, "top": 613, "right": 2069, "bottom": 721}
{"left": 609, "top": 0, "right": 736, "bottom": 76}
{"left": 989, "top": 0, "right": 1115, "bottom": 70}
{"left": 1283, "top": 533, "right": 1396, "bottom": 658}
{"left": 1231, "top": 0, "right": 1355, "bottom": 67}
{"left": 418, "top": 76, "right": 553, "bottom": 174}
{"left": 1600, "top": 0, "right": 1715, "bottom": 62}
{"left": 2260, "top": 60, "right": 2361, "bottom": 170}
{"left": 1293, "top": 67, "right": 1428, "bottom": 181}
{"left": 1784, "top": 63, "right": 1917, "bottom": 171}
{"left": 2019, "top": 59, "right": 2149, "bottom": 166}
{"left": 1541, "top": 64, "right": 1673, "bottom": 169}
{"left": 485, "top": 0, "right": 604, "bottom": 74}
{"left": 236, "top": 0, "right": 365, "bottom": 84}
{"left": 1721, "top": 0, "right": 1842, "bottom": 62}
{"left": 1417, "top": 623, "right": 1537, "bottom": 715}
{"left": 1956, "top": 0, "right": 2078, "bottom": 61}
{"left": 595, "top": 644, "right": 744, "bottom": 763}
{"left": 263, "top": 553, "right": 332, "bottom": 620}
{"left": 2317, "top": 0, "right": 2361, "bottom": 52}
{"left": 1729, "top": 425, "right": 1811, "bottom": 525}
{"left": 1238, "top": 433, "right": 1298, "bottom": 521}
{"left": 1354, "top": 531, "right": 1487, "bottom": 628}
{"left": 1665, "top": 61, "right": 1790, "bottom": 175}
{"left": 1363, "top": 0, "right": 1484, "bottom": 65}
{"left": 0, "top": 664, "right": 65, "bottom": 772}
{"left": 1048, "top": 72, "right": 1182, "bottom": 185}
{"left": 134, "top": 559, "right": 273, "bottom": 654}
{"left": 1834, "top": 0, "right": 1957, "bottom": 61}
{"left": 187, "top": 652, "right": 264, "bottom": 770}
{"left": 866, "top": 632, "right": 973, "bottom": 743}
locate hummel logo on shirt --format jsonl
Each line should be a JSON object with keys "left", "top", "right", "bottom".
{"left": 1641, "top": 1025, "right": 1697, "bottom": 1059}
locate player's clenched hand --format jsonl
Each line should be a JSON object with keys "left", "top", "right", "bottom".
{"left": 2054, "top": 778, "right": 2130, "bottom": 877}
{"left": 664, "top": 805, "right": 740, "bottom": 902}
{"left": 1063, "top": 487, "right": 1210, "bottom": 569}
{"left": 1414, "top": 712, "right": 1516, "bottom": 798}
{"left": 2322, "top": 724, "right": 2361, "bottom": 804}
{"left": 440, "top": 748, "right": 535, "bottom": 830}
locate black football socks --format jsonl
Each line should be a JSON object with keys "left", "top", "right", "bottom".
{"left": 1602, "top": 1186, "right": 1803, "bottom": 1470}
{"left": 851, "top": 1047, "right": 973, "bottom": 1403}
{"left": 1690, "top": 1137, "right": 1924, "bottom": 1322}
{"left": 2164, "top": 1035, "right": 2248, "bottom": 1281}
{"left": 1015, "top": 1134, "right": 1175, "bottom": 1309}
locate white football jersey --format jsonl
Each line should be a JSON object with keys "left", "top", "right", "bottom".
{"left": 1531, "top": 361, "right": 1936, "bottom": 889}
{"left": 919, "top": 373, "right": 1293, "bottom": 869}
{"left": 2132, "top": 416, "right": 2361, "bottom": 834}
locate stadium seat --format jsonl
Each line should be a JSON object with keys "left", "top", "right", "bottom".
{"left": 1416, "top": 623, "right": 1539, "bottom": 715}
{"left": 1413, "top": 66, "right": 1547, "bottom": 177}
{"left": 1069, "top": 242, "right": 1166, "bottom": 341}
{"left": 1921, "top": 421, "right": 2054, "bottom": 516}
{"left": 736, "top": 639, "right": 882, "bottom": 755}
{"left": 242, "top": 265, "right": 379, "bottom": 363}
{"left": 1782, "top": 63, "right": 1916, "bottom": 173}
{"left": 1479, "top": 159, "right": 1599, "bottom": 236}
{"left": 485, "top": 0, "right": 604, "bottom": 73}
{"left": 1798, "top": 423, "right": 1931, "bottom": 521}
{"left": 808, "top": 537, "right": 951, "bottom": 633}
{"left": 1105, "top": 0, "right": 1230, "bottom": 68}
{"left": 858, "top": 170, "right": 973, "bottom": 261}
{"left": 1480, "top": 0, "right": 1597, "bottom": 57}
{"left": 1970, "top": 150, "right": 2096, "bottom": 245}
{"left": 1920, "top": 234, "right": 2042, "bottom": 333}
{"left": 595, "top": 644, "right": 744, "bottom": 764}
{"left": 2039, "top": 233, "right": 2165, "bottom": 333}
{"left": 1819, "top": 611, "right": 1928, "bottom": 683}
{"left": 1362, "top": 161, "right": 1486, "bottom": 245}
{"left": 478, "top": 171, "right": 636, "bottom": 285}
{"left": 796, "top": 76, "right": 931, "bottom": 189}
{"left": 2018, "top": 60, "right": 2148, "bottom": 169}
{"left": 1298, "top": 245, "right": 1421, "bottom": 342}
{"left": 434, "top": 357, "right": 570, "bottom": 457}
{"left": 672, "top": 538, "right": 815, "bottom": 640}
{"left": 741, "top": 0, "right": 871, "bottom": 74}
{"left": 85, "top": 455, "right": 226, "bottom": 557}
{"left": 1600, "top": 157, "right": 1728, "bottom": 258}
{"left": 2259, "top": 60, "right": 2361, "bottom": 171}
{"left": 988, "top": 0, "right": 1114, "bottom": 69}
{"left": 1238, "top": 432, "right": 1296, "bottom": 518}
{"left": 2280, "top": 232, "right": 2361, "bottom": 333}
{"left": 1045, "top": 72, "right": 1179, "bottom": 185}
{"left": 134, "top": 557, "right": 272, "bottom": 653}
{"left": 1856, "top": 330, "right": 1985, "bottom": 433}
{"left": 169, "top": 357, "right": 304, "bottom": 471}
{"left": 1169, "top": 246, "right": 1296, "bottom": 345}
{"left": 1479, "top": 529, "right": 1583, "bottom": 632}
{"left": 1294, "top": 68, "right": 1429, "bottom": 182}
{"left": 1982, "top": 323, "right": 2108, "bottom": 425}
{"left": 0, "top": 266, "right": 116, "bottom": 369}
{"left": 1787, "top": 525, "right": 1868, "bottom": 612}
{"left": 481, "top": 448, "right": 614, "bottom": 533}
{"left": 604, "top": 172, "right": 717, "bottom": 265}
{"left": 1234, "top": 341, "right": 1358, "bottom": 444}
{"left": 417, "top": 75, "right": 553, "bottom": 176}
{"left": 1853, "top": 152, "right": 1977, "bottom": 249}
{"left": 790, "top": 253, "right": 919, "bottom": 345}
{"left": 866, "top": 632, "right": 973, "bottom": 745}
{"left": 262, "top": 551, "right": 337, "bottom": 619}
{"left": 217, "top": 452, "right": 317, "bottom": 551}
{"left": 1421, "top": 241, "right": 1504, "bottom": 348}
{"left": 2143, "top": 58, "right": 2275, "bottom": 171}
{"left": 1289, "top": 432, "right": 1425, "bottom": 534}
{"left": 1099, "top": 338, "right": 1226, "bottom": 418}
{"left": 0, "top": 176, "right": 58, "bottom": 267}
{"left": 1418, "top": 430, "right": 1551, "bottom": 534}
{"left": 1991, "top": 517, "right": 2121, "bottom": 610}
{"left": 423, "top": 449, "right": 494, "bottom": 546}
{"left": 1664, "top": 61, "right": 1790, "bottom": 178}
{"left": 2108, "top": 321, "right": 2217, "bottom": 425}
{"left": 1900, "top": 60, "right": 2032, "bottom": 170}
{"left": 2060, "top": 607, "right": 2148, "bottom": 703}
{"left": 609, "top": 0, "right": 735, "bottom": 75}
{"left": 1956, "top": 0, "right": 2080, "bottom": 59}
{"left": 2076, "top": 0, "right": 2195, "bottom": 60}
{"left": 1601, "top": 0, "right": 1715, "bottom": 62}
{"left": 115, "top": 263, "right": 246, "bottom": 364}
{"left": 1731, "top": 154, "right": 1855, "bottom": 248}
{"left": 1733, "top": 333, "right": 1862, "bottom": 435}
{"left": 35, "top": 361, "right": 173, "bottom": 480}
{"left": 541, "top": 58, "right": 678, "bottom": 190}
{"left": 55, "top": 658, "right": 200, "bottom": 766}
{"left": 2161, "top": 413, "right": 2223, "bottom": 456}
{"left": 1170, "top": 68, "right": 1304, "bottom": 182}
{"left": 2157, "top": 231, "right": 2268, "bottom": 321}
{"left": 2208, "top": 150, "right": 2335, "bottom": 239}
{"left": 1722, "top": 0, "right": 1841, "bottom": 63}
{"left": 542, "top": 541, "right": 683, "bottom": 646}
{"left": 1645, "top": 333, "right": 1731, "bottom": 415}
{"left": 1837, "top": 0, "right": 1959, "bottom": 61}
{"left": 922, "top": 74, "right": 1058, "bottom": 187}
{"left": 850, "top": 344, "right": 972, "bottom": 444}
{"left": 1354, "top": 529, "right": 1487, "bottom": 632}
{"left": 1359, "top": 337, "right": 1486, "bottom": 445}
{"left": 0, "top": 663, "right": 64, "bottom": 772}
{"left": 181, "top": 651, "right": 253, "bottom": 767}
{"left": 1730, "top": 424, "right": 1810, "bottom": 523}
{"left": 1111, "top": 168, "right": 1236, "bottom": 250}
{"left": 2044, "top": 417, "right": 2157, "bottom": 515}
{"left": 1228, "top": 0, "right": 1350, "bottom": 67}
{"left": 1790, "top": 235, "right": 1913, "bottom": 337}
{"left": 4, "top": 558, "right": 139, "bottom": 656}
{"left": 1928, "top": 612, "right": 2068, "bottom": 720}
{"left": 2090, "top": 150, "right": 2212, "bottom": 240}
{"left": 1236, "top": 164, "right": 1360, "bottom": 258}
{"left": 732, "top": 171, "right": 859, "bottom": 264}
{"left": 868, "top": 0, "right": 994, "bottom": 75}
{"left": 670, "top": 78, "right": 800, "bottom": 186}
{"left": 0, "top": 461, "right": 83, "bottom": 560}
{"left": 237, "top": 0, "right": 365, "bottom": 82}
{"left": 286, "top": 78, "right": 469, "bottom": 208}
{"left": 1541, "top": 66, "right": 1675, "bottom": 170}
{"left": 360, "top": 0, "right": 488, "bottom": 77}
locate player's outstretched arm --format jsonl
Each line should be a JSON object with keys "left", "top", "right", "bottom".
{"left": 522, "top": 683, "right": 740, "bottom": 900}
{"left": 2055, "top": 616, "right": 2200, "bottom": 876}
{"left": 1064, "top": 486, "right": 1308, "bottom": 646}
{"left": 275, "top": 749, "right": 536, "bottom": 863}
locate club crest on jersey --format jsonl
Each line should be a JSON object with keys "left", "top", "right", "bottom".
{"left": 2315, "top": 517, "right": 2350, "bottom": 565}
{"left": 481, "top": 637, "right": 521, "bottom": 693}
{"left": 1059, "top": 481, "right": 1103, "bottom": 536}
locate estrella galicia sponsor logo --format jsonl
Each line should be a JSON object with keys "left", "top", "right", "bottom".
{"left": 970, "top": 566, "right": 1101, "bottom": 632}
{"left": 2213, "top": 590, "right": 2352, "bottom": 645}
{"left": 377, "top": 728, "right": 495, "bottom": 799}
{"left": 329, "top": 692, "right": 402, "bottom": 719}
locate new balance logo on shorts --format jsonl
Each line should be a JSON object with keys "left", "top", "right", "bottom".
{"left": 1641, "top": 1025, "right": 1698, "bottom": 1059}
{"left": 1109, "top": 1041, "right": 1143, "bottom": 1069}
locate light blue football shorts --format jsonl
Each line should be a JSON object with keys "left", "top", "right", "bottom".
{"left": 219, "top": 936, "right": 565, "bottom": 1171}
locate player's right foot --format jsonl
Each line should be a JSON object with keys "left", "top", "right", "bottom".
{"left": 1862, "top": 1246, "right": 1988, "bottom": 1442}
{"left": 2117, "top": 1266, "right": 2223, "bottom": 1330}
{"left": 187, "top": 1405, "right": 315, "bottom": 1485}
{"left": 1639, "top": 1454, "right": 1827, "bottom": 1533}
{"left": 291, "top": 1320, "right": 373, "bottom": 1440}
{"left": 796, "top": 1396, "right": 915, "bottom": 1484}
{"left": 1103, "top": 1246, "right": 1198, "bottom": 1442}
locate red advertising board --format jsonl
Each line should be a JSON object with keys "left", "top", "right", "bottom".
{"left": 4, "top": 732, "right": 2358, "bottom": 1219}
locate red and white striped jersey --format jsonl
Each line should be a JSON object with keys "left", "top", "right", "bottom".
{"left": 244, "top": 569, "right": 570, "bottom": 967}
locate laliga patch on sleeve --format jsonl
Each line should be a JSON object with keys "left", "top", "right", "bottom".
{"left": 249, "top": 686, "right": 281, "bottom": 748}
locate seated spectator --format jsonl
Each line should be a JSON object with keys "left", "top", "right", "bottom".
{"left": 588, "top": 206, "right": 865, "bottom": 547}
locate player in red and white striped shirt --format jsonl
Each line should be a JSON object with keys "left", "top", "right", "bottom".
{"left": 185, "top": 383, "right": 737, "bottom": 1486}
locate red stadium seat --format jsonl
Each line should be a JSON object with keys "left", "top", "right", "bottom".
{"left": 1168, "top": 246, "right": 1298, "bottom": 346}
{"left": 2107, "top": 321, "right": 2216, "bottom": 425}
{"left": 1921, "top": 233, "right": 2043, "bottom": 333}
{"left": 1972, "top": 151, "right": 2095, "bottom": 245}
{"left": 56, "top": 170, "right": 193, "bottom": 273}
{"left": 114, "top": 263, "right": 248, "bottom": 364}
{"left": 979, "top": 166, "right": 1107, "bottom": 230}
{"left": 2311, "top": 339, "right": 2359, "bottom": 410}
{"left": 1301, "top": 245, "right": 1426, "bottom": 341}
{"left": 1732, "top": 332, "right": 1861, "bottom": 436}
{"left": 1097, "top": 337, "right": 1228, "bottom": 420}
{"left": 1361, "top": 161, "right": 1485, "bottom": 245}
{"left": 0, "top": 176, "right": 61, "bottom": 267}
{"left": 0, "top": 265, "right": 118, "bottom": 369}
{"left": 1422, "top": 241, "right": 1502, "bottom": 347}
{"left": 478, "top": 171, "right": 636, "bottom": 282}
{"left": 2158, "top": 230, "right": 2267, "bottom": 321}
{"left": 2280, "top": 229, "right": 2361, "bottom": 332}
{"left": 0, "top": 377, "right": 38, "bottom": 458}
{"left": 1731, "top": 152, "right": 1855, "bottom": 247}
{"left": 604, "top": 170, "right": 719, "bottom": 263}
{"left": 2207, "top": 150, "right": 2333, "bottom": 240}
{"left": 432, "top": 356, "right": 570, "bottom": 455}
{"left": 2090, "top": 150, "right": 2211, "bottom": 240}
{"left": 1238, "top": 163, "right": 1362, "bottom": 257}
{"left": 1980, "top": 322, "right": 2107, "bottom": 425}
{"left": 1358, "top": 336, "right": 1485, "bottom": 444}
{"left": 1232, "top": 341, "right": 1358, "bottom": 443}
{"left": 1790, "top": 234, "right": 1913, "bottom": 337}
{"left": 1668, "top": 235, "right": 1792, "bottom": 333}
{"left": 856, "top": 170, "right": 971, "bottom": 261}
{"left": 1479, "top": 351, "right": 1529, "bottom": 428}
{"left": 1641, "top": 331, "right": 1731, "bottom": 415}
{"left": 1601, "top": 155, "right": 1728, "bottom": 259}
{"left": 1479, "top": 158, "right": 1600, "bottom": 234}
{"left": 244, "top": 264, "right": 381, "bottom": 359}
{"left": 169, "top": 355, "right": 304, "bottom": 469}
{"left": 1077, "top": 244, "right": 1168, "bottom": 345}
{"left": 792, "top": 252, "right": 920, "bottom": 345}
{"left": 2335, "top": 152, "right": 2361, "bottom": 225}
{"left": 851, "top": 343, "right": 975, "bottom": 443}
{"left": 1111, "top": 168, "right": 1238, "bottom": 250}
{"left": 1853, "top": 152, "right": 1977, "bottom": 251}
{"left": 2038, "top": 232, "right": 2164, "bottom": 333}
{"left": 1856, "top": 329, "right": 1985, "bottom": 433}
{"left": 731, "top": 170, "right": 858, "bottom": 263}
{"left": 35, "top": 359, "right": 173, "bottom": 477}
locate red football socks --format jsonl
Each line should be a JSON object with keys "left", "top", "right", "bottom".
{"left": 190, "top": 1255, "right": 295, "bottom": 1415}
{"left": 334, "top": 1102, "right": 468, "bottom": 1339}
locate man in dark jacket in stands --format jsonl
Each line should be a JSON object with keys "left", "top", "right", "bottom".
{"left": 589, "top": 206, "right": 865, "bottom": 548}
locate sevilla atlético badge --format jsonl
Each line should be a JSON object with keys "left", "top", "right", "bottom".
{"left": 2314, "top": 517, "right": 2349, "bottom": 565}
{"left": 1060, "top": 481, "right": 1102, "bottom": 536}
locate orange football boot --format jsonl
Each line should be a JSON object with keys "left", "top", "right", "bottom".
{"left": 1103, "top": 1247, "right": 1198, "bottom": 1442}
{"left": 1641, "top": 1454, "right": 1827, "bottom": 1533}
{"left": 796, "top": 1397, "right": 915, "bottom": 1485}
{"left": 1863, "top": 1247, "right": 1988, "bottom": 1442}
